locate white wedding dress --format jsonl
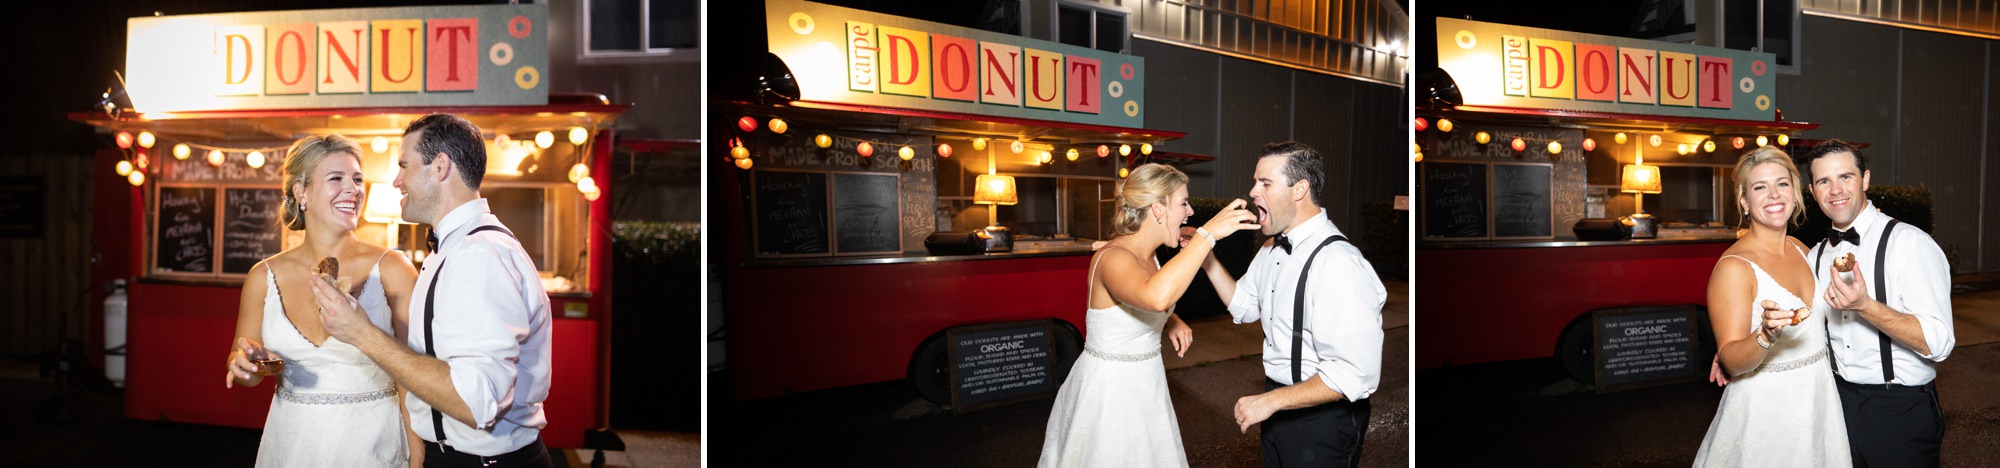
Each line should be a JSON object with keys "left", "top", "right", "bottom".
{"left": 1038, "top": 253, "right": 1189, "bottom": 468}
{"left": 254, "top": 257, "right": 408, "bottom": 467}
{"left": 1693, "top": 251, "right": 1851, "bottom": 467}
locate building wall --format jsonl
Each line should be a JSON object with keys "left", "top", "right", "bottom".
{"left": 1134, "top": 38, "right": 1409, "bottom": 251}
{"left": 1778, "top": 14, "right": 1999, "bottom": 272}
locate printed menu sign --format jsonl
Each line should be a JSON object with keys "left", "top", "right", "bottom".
{"left": 950, "top": 322, "right": 1056, "bottom": 410}
{"left": 1595, "top": 306, "right": 1700, "bottom": 391}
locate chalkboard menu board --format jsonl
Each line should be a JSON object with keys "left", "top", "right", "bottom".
{"left": 222, "top": 189, "right": 284, "bottom": 274}
{"left": 753, "top": 170, "right": 830, "bottom": 257}
{"left": 1594, "top": 306, "right": 1702, "bottom": 391}
{"left": 1422, "top": 162, "right": 1488, "bottom": 239}
{"left": 949, "top": 321, "right": 1057, "bottom": 411}
{"left": 1493, "top": 163, "right": 1554, "bottom": 239}
{"left": 155, "top": 187, "right": 216, "bottom": 273}
{"left": 832, "top": 172, "right": 900, "bottom": 255}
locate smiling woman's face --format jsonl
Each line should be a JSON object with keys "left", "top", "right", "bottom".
{"left": 1739, "top": 160, "right": 1797, "bottom": 230}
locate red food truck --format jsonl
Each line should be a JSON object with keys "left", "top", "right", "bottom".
{"left": 75, "top": 4, "right": 625, "bottom": 448}
{"left": 713, "top": 0, "right": 1206, "bottom": 405}
{"left": 1418, "top": 18, "right": 1820, "bottom": 389}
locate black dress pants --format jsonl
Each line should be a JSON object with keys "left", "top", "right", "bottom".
{"left": 1836, "top": 378, "right": 1943, "bottom": 468}
{"left": 1260, "top": 379, "right": 1370, "bottom": 468}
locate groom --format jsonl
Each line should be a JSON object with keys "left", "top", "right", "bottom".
{"left": 1766, "top": 139, "right": 1953, "bottom": 467}
{"left": 313, "top": 113, "right": 555, "bottom": 468}
{"left": 1200, "top": 142, "right": 1385, "bottom": 467}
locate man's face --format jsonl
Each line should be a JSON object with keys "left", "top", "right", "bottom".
{"left": 393, "top": 131, "right": 442, "bottom": 225}
{"left": 1248, "top": 157, "right": 1298, "bottom": 236}
{"left": 1808, "top": 150, "right": 1871, "bottom": 228}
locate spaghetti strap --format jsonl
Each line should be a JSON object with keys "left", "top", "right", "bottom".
{"left": 1086, "top": 249, "right": 1107, "bottom": 309}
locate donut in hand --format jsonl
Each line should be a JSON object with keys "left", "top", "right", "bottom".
{"left": 316, "top": 256, "right": 340, "bottom": 286}
{"left": 1791, "top": 307, "right": 1812, "bottom": 326}
{"left": 1832, "top": 252, "right": 1856, "bottom": 273}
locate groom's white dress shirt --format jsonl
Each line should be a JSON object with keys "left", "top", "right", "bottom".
{"left": 1812, "top": 204, "right": 1954, "bottom": 386}
{"left": 406, "top": 199, "right": 554, "bottom": 456}
{"left": 1227, "top": 209, "right": 1386, "bottom": 400}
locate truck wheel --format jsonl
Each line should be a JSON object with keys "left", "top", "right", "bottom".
{"left": 908, "top": 333, "right": 953, "bottom": 405}
{"left": 1557, "top": 314, "right": 1596, "bottom": 387}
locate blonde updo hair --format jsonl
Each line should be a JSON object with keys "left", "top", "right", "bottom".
{"left": 279, "top": 134, "right": 365, "bottom": 231}
{"left": 1732, "top": 146, "right": 1806, "bottom": 227}
{"left": 1112, "top": 164, "right": 1189, "bottom": 235}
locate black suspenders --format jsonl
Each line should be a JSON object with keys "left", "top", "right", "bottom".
{"left": 1817, "top": 219, "right": 1900, "bottom": 384}
{"left": 1292, "top": 234, "right": 1350, "bottom": 385}
{"left": 422, "top": 224, "right": 515, "bottom": 448}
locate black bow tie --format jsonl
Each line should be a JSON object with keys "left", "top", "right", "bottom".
{"left": 1273, "top": 234, "right": 1293, "bottom": 254}
{"left": 1827, "top": 227, "right": 1861, "bottom": 247}
{"left": 426, "top": 231, "right": 440, "bottom": 252}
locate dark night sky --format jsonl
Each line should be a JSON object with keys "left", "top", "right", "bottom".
{"left": 0, "top": 0, "right": 502, "bottom": 157}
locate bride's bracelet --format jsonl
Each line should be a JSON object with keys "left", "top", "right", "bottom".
{"left": 1194, "top": 227, "right": 1218, "bottom": 245}
{"left": 1755, "top": 327, "right": 1775, "bottom": 349}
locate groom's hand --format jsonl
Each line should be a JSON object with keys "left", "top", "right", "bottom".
{"left": 1826, "top": 266, "right": 1874, "bottom": 312}
{"left": 1234, "top": 394, "right": 1277, "bottom": 433}
{"left": 309, "top": 274, "right": 374, "bottom": 345}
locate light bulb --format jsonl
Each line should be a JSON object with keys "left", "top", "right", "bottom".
{"left": 1547, "top": 141, "right": 1562, "bottom": 154}
{"left": 937, "top": 144, "right": 953, "bottom": 158}
{"left": 115, "top": 160, "right": 133, "bottom": 176}
{"left": 972, "top": 138, "right": 988, "bottom": 151}
{"left": 1140, "top": 143, "right": 1153, "bottom": 155}
{"left": 578, "top": 176, "right": 597, "bottom": 193}
{"left": 535, "top": 131, "right": 554, "bottom": 149}
{"left": 128, "top": 170, "right": 145, "bottom": 186}
{"left": 1648, "top": 134, "right": 1662, "bottom": 147}
{"left": 137, "top": 131, "right": 156, "bottom": 149}
{"left": 1118, "top": 144, "right": 1131, "bottom": 156}
{"left": 767, "top": 119, "right": 788, "bottom": 135}
{"left": 568, "top": 163, "right": 590, "bottom": 183}
{"left": 1010, "top": 140, "right": 1025, "bottom": 154}
{"left": 736, "top": 116, "right": 758, "bottom": 133}
{"left": 1475, "top": 132, "right": 1491, "bottom": 145}
{"left": 730, "top": 145, "right": 749, "bottom": 160}
{"left": 246, "top": 151, "right": 265, "bottom": 169}
{"left": 857, "top": 142, "right": 874, "bottom": 157}
{"left": 814, "top": 134, "right": 832, "bottom": 148}
{"left": 734, "top": 157, "right": 754, "bottom": 169}
{"left": 1777, "top": 134, "right": 1790, "bottom": 146}
{"left": 568, "top": 127, "right": 588, "bottom": 146}
{"left": 1756, "top": 135, "right": 1769, "bottom": 147}
{"left": 207, "top": 149, "right": 225, "bottom": 167}
{"left": 899, "top": 146, "right": 914, "bottom": 160}
{"left": 1097, "top": 145, "right": 1109, "bottom": 158}
{"left": 173, "top": 143, "right": 191, "bottom": 160}
{"left": 1118, "top": 167, "right": 1130, "bottom": 178}
{"left": 1615, "top": 132, "right": 1628, "bottom": 144}
{"left": 1065, "top": 148, "right": 1079, "bottom": 161}
{"left": 1437, "top": 119, "right": 1454, "bottom": 133}
{"left": 372, "top": 136, "right": 390, "bottom": 154}
{"left": 114, "top": 132, "right": 133, "bottom": 149}
{"left": 1704, "top": 140, "right": 1717, "bottom": 152}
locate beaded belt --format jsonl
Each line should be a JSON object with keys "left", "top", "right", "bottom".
{"left": 277, "top": 386, "right": 397, "bottom": 405}
{"left": 1084, "top": 346, "right": 1160, "bottom": 362}
{"left": 1760, "top": 347, "right": 1828, "bottom": 374}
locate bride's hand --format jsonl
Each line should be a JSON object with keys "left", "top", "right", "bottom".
{"left": 225, "top": 337, "right": 278, "bottom": 388}
{"left": 1757, "top": 300, "right": 1793, "bottom": 338}
{"left": 1199, "top": 199, "right": 1261, "bottom": 240}
{"left": 1165, "top": 313, "right": 1193, "bottom": 357}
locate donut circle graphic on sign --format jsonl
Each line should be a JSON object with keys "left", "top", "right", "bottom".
{"left": 1755, "top": 95, "right": 1771, "bottom": 110}
{"left": 516, "top": 66, "right": 541, "bottom": 89}
{"left": 1456, "top": 30, "right": 1477, "bottom": 49}
{"left": 789, "top": 12, "right": 815, "bottom": 35}
{"left": 1123, "top": 100, "right": 1139, "bottom": 117}
{"left": 1752, "top": 60, "right": 1767, "bottom": 76}
{"left": 509, "top": 16, "right": 533, "bottom": 39}
{"left": 1739, "top": 77, "right": 1755, "bottom": 93}
{"left": 490, "top": 42, "right": 515, "bottom": 65}
{"left": 1108, "top": 81, "right": 1124, "bottom": 98}
{"left": 1120, "top": 63, "right": 1135, "bottom": 80}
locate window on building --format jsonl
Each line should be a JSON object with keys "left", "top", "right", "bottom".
{"left": 1056, "top": 2, "right": 1129, "bottom": 54}
{"left": 1722, "top": 0, "right": 1798, "bottom": 70}
{"left": 584, "top": 0, "right": 699, "bottom": 60}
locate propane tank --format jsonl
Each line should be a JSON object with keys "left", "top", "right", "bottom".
{"left": 105, "top": 279, "right": 128, "bottom": 387}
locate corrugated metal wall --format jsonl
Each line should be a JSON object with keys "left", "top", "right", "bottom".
{"left": 1778, "top": 14, "right": 2000, "bottom": 272}
{"left": 0, "top": 154, "right": 95, "bottom": 357}
{"left": 1134, "top": 36, "right": 1407, "bottom": 251}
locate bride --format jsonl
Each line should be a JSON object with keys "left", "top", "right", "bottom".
{"left": 223, "top": 135, "right": 423, "bottom": 467}
{"left": 1038, "top": 164, "right": 1260, "bottom": 467}
{"left": 1694, "top": 147, "right": 1850, "bottom": 467}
